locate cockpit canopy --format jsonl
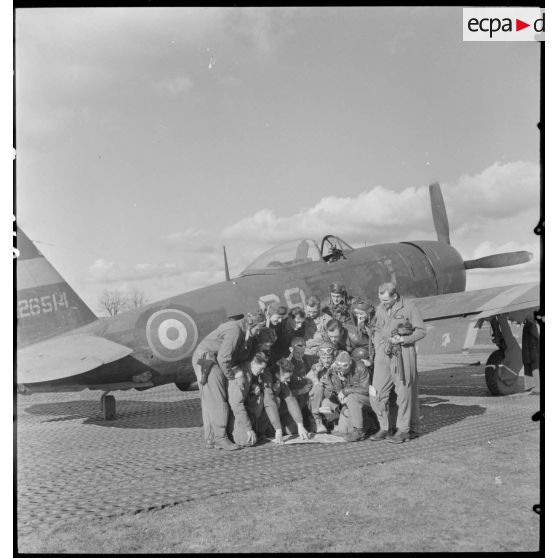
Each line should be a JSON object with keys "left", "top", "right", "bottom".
{"left": 241, "top": 236, "right": 354, "bottom": 275}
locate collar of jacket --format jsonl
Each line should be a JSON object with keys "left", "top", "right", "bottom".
{"left": 238, "top": 318, "right": 249, "bottom": 333}
{"left": 382, "top": 296, "right": 404, "bottom": 316}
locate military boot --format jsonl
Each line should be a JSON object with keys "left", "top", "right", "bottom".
{"left": 313, "top": 414, "right": 327, "bottom": 433}
{"left": 345, "top": 427, "right": 365, "bottom": 442}
{"left": 214, "top": 437, "right": 241, "bottom": 451}
{"left": 369, "top": 429, "right": 391, "bottom": 441}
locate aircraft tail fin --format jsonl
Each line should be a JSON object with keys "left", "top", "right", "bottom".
{"left": 16, "top": 228, "right": 97, "bottom": 347}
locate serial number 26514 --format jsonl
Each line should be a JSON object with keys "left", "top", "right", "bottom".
{"left": 18, "top": 291, "right": 69, "bottom": 319}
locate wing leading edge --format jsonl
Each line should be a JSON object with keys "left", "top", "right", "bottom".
{"left": 413, "top": 282, "right": 539, "bottom": 323}
{"left": 17, "top": 334, "right": 133, "bottom": 384}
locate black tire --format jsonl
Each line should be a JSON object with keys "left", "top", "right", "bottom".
{"left": 102, "top": 394, "right": 116, "bottom": 420}
{"left": 175, "top": 382, "right": 193, "bottom": 392}
{"left": 485, "top": 349, "right": 519, "bottom": 395}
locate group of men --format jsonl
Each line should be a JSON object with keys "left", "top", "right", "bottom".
{"left": 191, "top": 281, "right": 426, "bottom": 451}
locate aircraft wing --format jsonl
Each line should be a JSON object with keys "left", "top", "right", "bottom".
{"left": 17, "top": 334, "right": 134, "bottom": 384}
{"left": 413, "top": 282, "right": 539, "bottom": 322}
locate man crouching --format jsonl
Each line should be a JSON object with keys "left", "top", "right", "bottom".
{"left": 323, "top": 351, "right": 374, "bottom": 442}
{"left": 269, "top": 358, "right": 310, "bottom": 443}
{"left": 227, "top": 352, "right": 272, "bottom": 447}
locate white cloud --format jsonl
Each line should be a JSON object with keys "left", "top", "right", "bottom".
{"left": 223, "top": 161, "right": 539, "bottom": 248}
{"left": 445, "top": 161, "right": 539, "bottom": 225}
{"left": 86, "top": 160, "right": 541, "bottom": 300}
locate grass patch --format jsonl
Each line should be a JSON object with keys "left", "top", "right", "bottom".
{"left": 18, "top": 429, "right": 540, "bottom": 553}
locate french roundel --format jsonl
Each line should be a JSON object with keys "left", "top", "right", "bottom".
{"left": 145, "top": 308, "right": 199, "bottom": 362}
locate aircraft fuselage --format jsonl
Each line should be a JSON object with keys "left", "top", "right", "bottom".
{"left": 18, "top": 238, "right": 467, "bottom": 393}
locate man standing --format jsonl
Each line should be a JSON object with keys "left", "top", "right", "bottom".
{"left": 369, "top": 282, "right": 426, "bottom": 443}
{"left": 346, "top": 298, "right": 376, "bottom": 367}
{"left": 270, "top": 307, "right": 307, "bottom": 362}
{"left": 191, "top": 309, "right": 266, "bottom": 450}
{"left": 522, "top": 315, "right": 540, "bottom": 395}
{"left": 322, "top": 282, "right": 352, "bottom": 326}
{"left": 303, "top": 294, "right": 331, "bottom": 359}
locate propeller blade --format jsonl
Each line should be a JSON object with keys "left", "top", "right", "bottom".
{"left": 464, "top": 251, "right": 533, "bottom": 269}
{"left": 223, "top": 245, "right": 231, "bottom": 281}
{"left": 429, "top": 181, "right": 450, "bottom": 244}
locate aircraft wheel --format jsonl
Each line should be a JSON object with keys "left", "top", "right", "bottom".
{"left": 485, "top": 350, "right": 519, "bottom": 395}
{"left": 101, "top": 394, "right": 116, "bottom": 420}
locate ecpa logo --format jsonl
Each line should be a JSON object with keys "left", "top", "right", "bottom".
{"left": 463, "top": 8, "right": 544, "bottom": 42}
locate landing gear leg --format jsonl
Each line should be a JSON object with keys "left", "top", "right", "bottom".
{"left": 485, "top": 316, "right": 523, "bottom": 395}
{"left": 101, "top": 392, "right": 116, "bottom": 420}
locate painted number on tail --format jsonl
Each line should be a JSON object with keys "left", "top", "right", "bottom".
{"left": 17, "top": 292, "right": 69, "bottom": 319}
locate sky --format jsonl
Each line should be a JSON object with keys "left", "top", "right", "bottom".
{"left": 15, "top": 7, "right": 541, "bottom": 313}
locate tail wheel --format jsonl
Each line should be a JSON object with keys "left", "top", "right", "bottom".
{"left": 485, "top": 349, "right": 519, "bottom": 395}
{"left": 101, "top": 394, "right": 116, "bottom": 420}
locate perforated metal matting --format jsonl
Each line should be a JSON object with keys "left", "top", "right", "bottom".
{"left": 16, "top": 354, "right": 540, "bottom": 535}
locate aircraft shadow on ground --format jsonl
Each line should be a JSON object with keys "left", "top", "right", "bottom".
{"left": 21, "top": 398, "right": 204, "bottom": 429}
{"left": 417, "top": 396, "right": 486, "bottom": 435}
{"left": 418, "top": 383, "right": 490, "bottom": 397}
{"left": 416, "top": 362, "right": 522, "bottom": 397}
{"left": 21, "top": 396, "right": 485, "bottom": 435}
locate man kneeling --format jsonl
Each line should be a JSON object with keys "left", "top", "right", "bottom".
{"left": 227, "top": 353, "right": 309, "bottom": 446}
{"left": 323, "top": 351, "right": 375, "bottom": 442}
{"left": 269, "top": 358, "right": 310, "bottom": 443}
{"left": 227, "top": 352, "right": 276, "bottom": 447}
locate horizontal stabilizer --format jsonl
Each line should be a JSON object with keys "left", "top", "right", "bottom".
{"left": 17, "top": 335, "right": 133, "bottom": 384}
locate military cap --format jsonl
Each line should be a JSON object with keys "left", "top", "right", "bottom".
{"left": 352, "top": 299, "right": 372, "bottom": 312}
{"left": 335, "top": 351, "right": 351, "bottom": 365}
{"left": 318, "top": 341, "right": 336, "bottom": 355}
{"left": 351, "top": 346, "right": 370, "bottom": 361}
{"left": 329, "top": 281, "right": 347, "bottom": 294}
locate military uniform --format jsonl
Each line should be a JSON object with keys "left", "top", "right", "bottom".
{"left": 306, "top": 360, "right": 334, "bottom": 426}
{"left": 345, "top": 320, "right": 375, "bottom": 367}
{"left": 227, "top": 363, "right": 283, "bottom": 446}
{"left": 323, "top": 359, "right": 374, "bottom": 431}
{"left": 287, "top": 354, "right": 314, "bottom": 428}
{"left": 270, "top": 317, "right": 306, "bottom": 362}
{"left": 192, "top": 319, "right": 255, "bottom": 447}
{"left": 303, "top": 312, "right": 331, "bottom": 361}
{"left": 322, "top": 301, "right": 352, "bottom": 326}
{"left": 318, "top": 326, "right": 356, "bottom": 354}
{"left": 522, "top": 318, "right": 540, "bottom": 393}
{"left": 268, "top": 367, "right": 305, "bottom": 435}
{"left": 370, "top": 297, "right": 426, "bottom": 435}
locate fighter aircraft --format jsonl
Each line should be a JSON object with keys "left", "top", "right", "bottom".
{"left": 16, "top": 182, "right": 539, "bottom": 419}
